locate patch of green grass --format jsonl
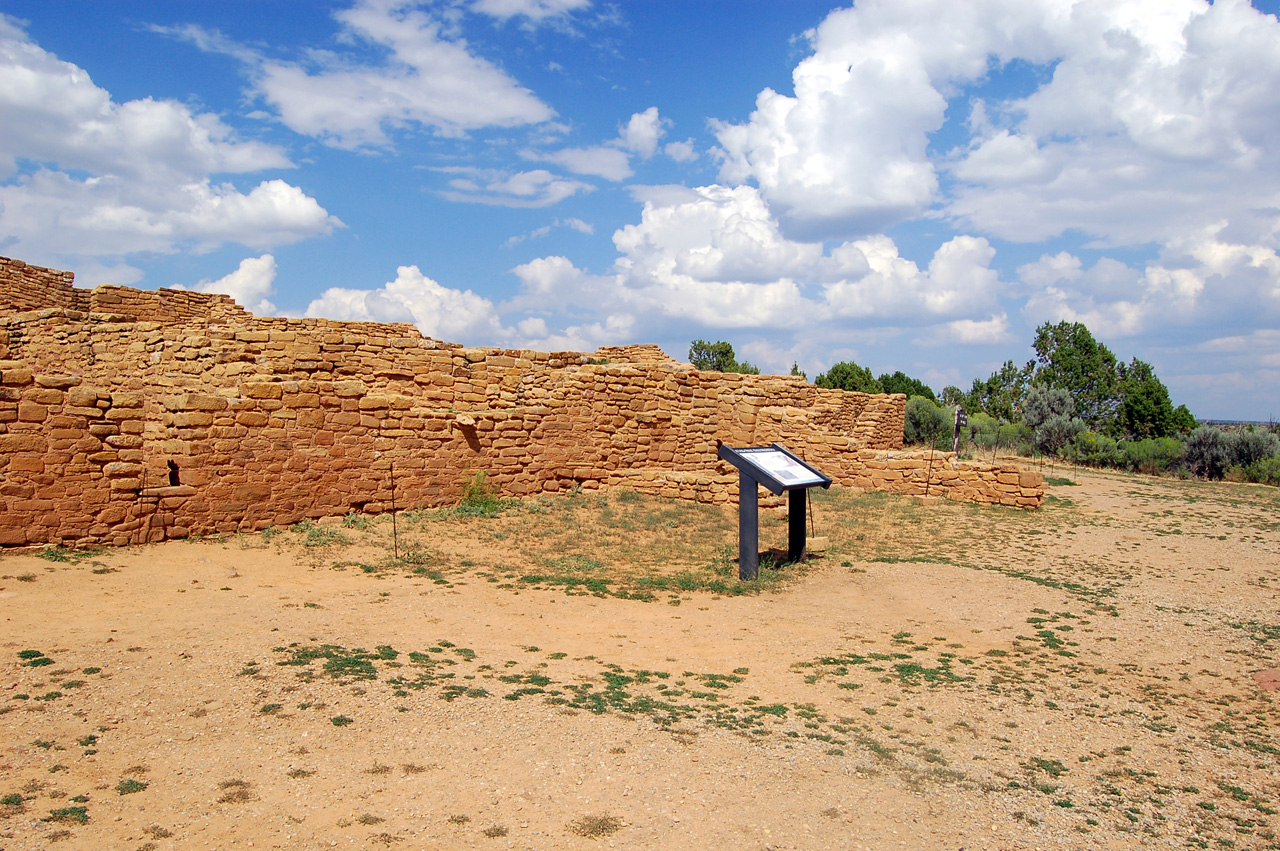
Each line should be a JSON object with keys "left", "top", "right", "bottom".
{"left": 276, "top": 644, "right": 395, "bottom": 683}
{"left": 115, "top": 778, "right": 148, "bottom": 795}
{"left": 290, "top": 519, "right": 350, "bottom": 548}
{"left": 43, "top": 806, "right": 88, "bottom": 824}
{"left": 330, "top": 715, "right": 354, "bottom": 727}
{"left": 452, "top": 471, "right": 512, "bottom": 518}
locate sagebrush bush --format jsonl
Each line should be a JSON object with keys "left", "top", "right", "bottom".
{"left": 1232, "top": 428, "right": 1280, "bottom": 468}
{"left": 1022, "top": 385, "right": 1074, "bottom": 430}
{"left": 1184, "top": 426, "right": 1233, "bottom": 480}
{"left": 1034, "top": 414, "right": 1085, "bottom": 456}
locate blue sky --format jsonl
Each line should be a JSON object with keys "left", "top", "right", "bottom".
{"left": 3, "top": 0, "right": 1280, "bottom": 420}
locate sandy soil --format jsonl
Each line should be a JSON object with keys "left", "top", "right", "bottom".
{"left": 2, "top": 466, "right": 1278, "bottom": 850}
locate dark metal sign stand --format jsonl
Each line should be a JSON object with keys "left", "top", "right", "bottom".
{"left": 717, "top": 443, "right": 832, "bottom": 580}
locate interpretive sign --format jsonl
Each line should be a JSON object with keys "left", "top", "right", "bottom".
{"left": 953, "top": 407, "right": 968, "bottom": 454}
{"left": 717, "top": 443, "right": 832, "bottom": 580}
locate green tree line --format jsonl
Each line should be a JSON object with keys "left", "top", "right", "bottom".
{"left": 690, "top": 325, "right": 1280, "bottom": 485}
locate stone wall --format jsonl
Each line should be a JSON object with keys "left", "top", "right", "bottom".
{"left": 0, "top": 256, "right": 1041, "bottom": 546}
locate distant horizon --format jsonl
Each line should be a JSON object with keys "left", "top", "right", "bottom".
{"left": 3, "top": 1, "right": 1280, "bottom": 422}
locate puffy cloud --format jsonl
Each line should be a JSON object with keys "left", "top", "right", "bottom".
{"left": 712, "top": 0, "right": 1280, "bottom": 250}
{"left": 618, "top": 106, "right": 667, "bottom": 159}
{"left": 932, "top": 314, "right": 1016, "bottom": 346}
{"left": 205, "top": 0, "right": 555, "bottom": 149}
{"left": 663, "top": 139, "right": 698, "bottom": 163}
{"left": 508, "top": 184, "right": 1006, "bottom": 333}
{"left": 947, "top": 0, "right": 1280, "bottom": 246}
{"left": 511, "top": 313, "right": 635, "bottom": 353}
{"left": 817, "top": 234, "right": 1001, "bottom": 320}
{"left": 0, "top": 17, "right": 338, "bottom": 268}
{"left": 1018, "top": 225, "right": 1280, "bottom": 339}
{"left": 304, "top": 264, "right": 508, "bottom": 342}
{"left": 0, "top": 173, "right": 339, "bottom": 259}
{"left": 191, "top": 254, "right": 279, "bottom": 315}
{"left": 0, "top": 17, "right": 289, "bottom": 183}
{"left": 711, "top": 0, "right": 1009, "bottom": 237}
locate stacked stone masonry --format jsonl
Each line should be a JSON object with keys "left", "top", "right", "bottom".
{"left": 0, "top": 256, "right": 1042, "bottom": 547}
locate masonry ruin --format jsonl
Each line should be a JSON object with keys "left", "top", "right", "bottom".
{"left": 0, "top": 255, "right": 1042, "bottom": 547}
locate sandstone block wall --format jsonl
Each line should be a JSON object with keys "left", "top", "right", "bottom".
{"left": 0, "top": 256, "right": 1041, "bottom": 547}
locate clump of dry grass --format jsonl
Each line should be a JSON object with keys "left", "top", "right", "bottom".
{"left": 216, "top": 779, "right": 254, "bottom": 804}
{"left": 569, "top": 813, "right": 623, "bottom": 838}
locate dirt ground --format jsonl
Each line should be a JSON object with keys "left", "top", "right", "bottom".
{"left": 2, "top": 465, "right": 1278, "bottom": 850}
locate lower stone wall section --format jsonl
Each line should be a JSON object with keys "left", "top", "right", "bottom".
{"left": 603, "top": 451, "right": 1042, "bottom": 509}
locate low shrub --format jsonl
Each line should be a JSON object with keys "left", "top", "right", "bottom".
{"left": 1240, "top": 456, "right": 1280, "bottom": 486}
{"left": 1232, "top": 428, "right": 1280, "bottom": 468}
{"left": 1120, "top": 437, "right": 1184, "bottom": 475}
{"left": 1034, "top": 415, "right": 1085, "bottom": 456}
{"left": 1184, "top": 426, "right": 1233, "bottom": 480}
{"left": 1064, "top": 432, "right": 1121, "bottom": 468}
{"left": 904, "top": 396, "right": 950, "bottom": 447}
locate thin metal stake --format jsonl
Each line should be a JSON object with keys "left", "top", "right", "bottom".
{"left": 924, "top": 425, "right": 938, "bottom": 498}
{"left": 390, "top": 461, "right": 399, "bottom": 560}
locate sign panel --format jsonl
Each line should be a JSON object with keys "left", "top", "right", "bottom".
{"left": 718, "top": 443, "right": 831, "bottom": 495}
{"left": 736, "top": 447, "right": 828, "bottom": 488}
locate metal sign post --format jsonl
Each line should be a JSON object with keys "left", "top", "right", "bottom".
{"left": 953, "top": 408, "right": 968, "bottom": 455}
{"left": 717, "top": 443, "right": 832, "bottom": 580}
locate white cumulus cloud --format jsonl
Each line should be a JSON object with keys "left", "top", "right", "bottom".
{"left": 508, "top": 184, "right": 1006, "bottom": 333}
{"left": 712, "top": 0, "right": 1280, "bottom": 251}
{"left": 304, "top": 264, "right": 508, "bottom": 343}
{"left": 0, "top": 16, "right": 339, "bottom": 275}
{"left": 191, "top": 254, "right": 279, "bottom": 315}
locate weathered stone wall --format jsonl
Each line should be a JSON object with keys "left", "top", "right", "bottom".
{"left": 0, "top": 257, "right": 78, "bottom": 313}
{"left": 0, "top": 256, "right": 1040, "bottom": 546}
